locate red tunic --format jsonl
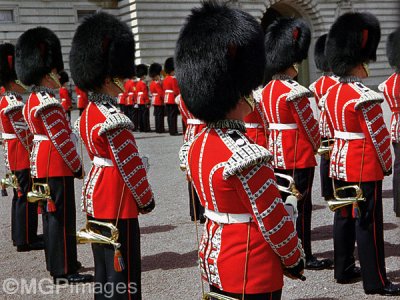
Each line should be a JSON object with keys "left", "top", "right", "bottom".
{"left": 76, "top": 87, "right": 89, "bottom": 110}
{"left": 23, "top": 90, "right": 81, "bottom": 178}
{"left": 324, "top": 80, "right": 392, "bottom": 182}
{"left": 78, "top": 97, "right": 154, "bottom": 219}
{"left": 309, "top": 75, "right": 339, "bottom": 138}
{"left": 136, "top": 80, "right": 149, "bottom": 105}
{"left": 149, "top": 80, "right": 164, "bottom": 106}
{"left": 180, "top": 125, "right": 304, "bottom": 293}
{"left": 0, "top": 93, "right": 32, "bottom": 171}
{"left": 177, "top": 95, "right": 205, "bottom": 143}
{"left": 124, "top": 79, "right": 136, "bottom": 106}
{"left": 379, "top": 73, "right": 400, "bottom": 143}
{"left": 163, "top": 75, "right": 180, "bottom": 104}
{"left": 261, "top": 78, "right": 320, "bottom": 169}
{"left": 59, "top": 86, "right": 72, "bottom": 112}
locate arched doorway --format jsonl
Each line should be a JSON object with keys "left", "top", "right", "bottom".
{"left": 260, "top": 2, "right": 310, "bottom": 86}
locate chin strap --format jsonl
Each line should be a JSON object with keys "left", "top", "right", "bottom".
{"left": 113, "top": 78, "right": 125, "bottom": 93}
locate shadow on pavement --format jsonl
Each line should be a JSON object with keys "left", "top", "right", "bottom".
{"left": 142, "top": 250, "right": 197, "bottom": 272}
{"left": 383, "top": 189, "right": 393, "bottom": 198}
{"left": 141, "top": 224, "right": 177, "bottom": 235}
{"left": 312, "top": 204, "right": 327, "bottom": 211}
{"left": 312, "top": 224, "right": 333, "bottom": 241}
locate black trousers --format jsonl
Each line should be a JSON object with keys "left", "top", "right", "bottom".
{"left": 333, "top": 180, "right": 388, "bottom": 292}
{"left": 393, "top": 143, "right": 400, "bottom": 217}
{"left": 39, "top": 176, "right": 78, "bottom": 277}
{"left": 11, "top": 169, "right": 39, "bottom": 246}
{"left": 320, "top": 156, "right": 334, "bottom": 199}
{"left": 153, "top": 106, "right": 165, "bottom": 133}
{"left": 138, "top": 105, "right": 150, "bottom": 132}
{"left": 188, "top": 182, "right": 204, "bottom": 221}
{"left": 166, "top": 104, "right": 179, "bottom": 135}
{"left": 132, "top": 106, "right": 139, "bottom": 130}
{"left": 91, "top": 218, "right": 141, "bottom": 300}
{"left": 275, "top": 168, "right": 314, "bottom": 259}
{"left": 209, "top": 285, "right": 282, "bottom": 300}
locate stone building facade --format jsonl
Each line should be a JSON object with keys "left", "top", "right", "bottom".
{"left": 0, "top": 0, "right": 399, "bottom": 87}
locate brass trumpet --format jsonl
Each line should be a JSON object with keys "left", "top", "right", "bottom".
{"left": 27, "top": 183, "right": 51, "bottom": 203}
{"left": 317, "top": 138, "right": 335, "bottom": 156}
{"left": 275, "top": 173, "right": 302, "bottom": 200}
{"left": 328, "top": 185, "right": 366, "bottom": 211}
{"left": 1, "top": 173, "right": 18, "bottom": 189}
{"left": 76, "top": 220, "right": 121, "bottom": 249}
{"left": 202, "top": 292, "right": 238, "bottom": 300}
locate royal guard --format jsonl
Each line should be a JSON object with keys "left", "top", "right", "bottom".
{"left": 149, "top": 63, "right": 165, "bottom": 133}
{"left": 309, "top": 34, "right": 339, "bottom": 201}
{"left": 58, "top": 70, "right": 72, "bottom": 122}
{"left": 163, "top": 57, "right": 180, "bottom": 136}
{"left": 136, "top": 64, "right": 151, "bottom": 132}
{"left": 124, "top": 76, "right": 137, "bottom": 125}
{"left": 379, "top": 27, "right": 400, "bottom": 217}
{"left": 75, "top": 85, "right": 88, "bottom": 115}
{"left": 16, "top": 27, "right": 90, "bottom": 284}
{"left": 324, "top": 13, "right": 400, "bottom": 295}
{"left": 261, "top": 18, "right": 331, "bottom": 270}
{"left": 243, "top": 87, "right": 269, "bottom": 148}
{"left": 0, "top": 43, "right": 43, "bottom": 252}
{"left": 176, "top": 2, "right": 305, "bottom": 298}
{"left": 70, "top": 12, "right": 155, "bottom": 299}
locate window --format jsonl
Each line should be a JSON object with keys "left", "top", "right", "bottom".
{"left": 77, "top": 10, "right": 96, "bottom": 23}
{"left": 0, "top": 9, "right": 14, "bottom": 23}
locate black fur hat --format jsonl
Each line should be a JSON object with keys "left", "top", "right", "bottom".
{"left": 175, "top": 1, "right": 265, "bottom": 123}
{"left": 386, "top": 27, "right": 400, "bottom": 72}
{"left": 136, "top": 64, "right": 148, "bottom": 78}
{"left": 15, "top": 27, "right": 64, "bottom": 86}
{"left": 314, "top": 34, "right": 330, "bottom": 72}
{"left": 264, "top": 17, "right": 311, "bottom": 80}
{"left": 164, "top": 57, "right": 174, "bottom": 75}
{"left": 326, "top": 12, "right": 380, "bottom": 76}
{"left": 149, "top": 63, "right": 162, "bottom": 78}
{"left": 0, "top": 43, "right": 17, "bottom": 87}
{"left": 70, "top": 12, "right": 135, "bottom": 92}
{"left": 59, "top": 70, "right": 69, "bottom": 85}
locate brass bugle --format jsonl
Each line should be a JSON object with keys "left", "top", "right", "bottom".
{"left": 76, "top": 220, "right": 121, "bottom": 249}
{"left": 275, "top": 173, "right": 302, "bottom": 200}
{"left": 317, "top": 138, "right": 335, "bottom": 156}
{"left": 27, "top": 183, "right": 51, "bottom": 203}
{"left": 202, "top": 292, "right": 238, "bottom": 300}
{"left": 1, "top": 173, "right": 18, "bottom": 189}
{"left": 328, "top": 185, "right": 366, "bottom": 211}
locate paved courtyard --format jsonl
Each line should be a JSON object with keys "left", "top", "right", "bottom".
{"left": 0, "top": 105, "right": 399, "bottom": 299}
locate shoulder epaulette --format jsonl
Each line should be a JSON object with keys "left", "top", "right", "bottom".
{"left": 308, "top": 80, "right": 316, "bottom": 93}
{"left": 252, "top": 87, "right": 263, "bottom": 103}
{"left": 222, "top": 130, "right": 272, "bottom": 179}
{"left": 34, "top": 91, "right": 62, "bottom": 117}
{"left": 378, "top": 81, "right": 386, "bottom": 92}
{"left": 179, "top": 140, "right": 193, "bottom": 171}
{"left": 3, "top": 94, "right": 23, "bottom": 115}
{"left": 98, "top": 103, "right": 135, "bottom": 135}
{"left": 282, "top": 79, "right": 313, "bottom": 102}
{"left": 352, "top": 82, "right": 384, "bottom": 110}
{"left": 74, "top": 117, "right": 81, "bottom": 137}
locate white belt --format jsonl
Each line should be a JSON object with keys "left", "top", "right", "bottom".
{"left": 165, "top": 90, "right": 173, "bottom": 93}
{"left": 334, "top": 130, "right": 365, "bottom": 140}
{"left": 204, "top": 208, "right": 252, "bottom": 224}
{"left": 152, "top": 93, "right": 158, "bottom": 96}
{"left": 245, "top": 123, "right": 263, "bottom": 129}
{"left": 187, "top": 118, "right": 204, "bottom": 125}
{"left": 269, "top": 123, "right": 298, "bottom": 130}
{"left": 33, "top": 134, "right": 49, "bottom": 141}
{"left": 93, "top": 156, "right": 114, "bottom": 167}
{"left": 2, "top": 133, "right": 17, "bottom": 140}
{"left": 137, "top": 92, "right": 143, "bottom": 95}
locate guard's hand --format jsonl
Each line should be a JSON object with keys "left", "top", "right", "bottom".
{"left": 74, "top": 167, "right": 84, "bottom": 179}
{"left": 283, "top": 259, "right": 306, "bottom": 281}
{"left": 384, "top": 167, "right": 392, "bottom": 176}
{"left": 139, "top": 199, "right": 155, "bottom": 214}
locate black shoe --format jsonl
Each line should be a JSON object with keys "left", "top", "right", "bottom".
{"left": 336, "top": 266, "right": 361, "bottom": 284}
{"left": 53, "top": 273, "right": 93, "bottom": 285}
{"left": 366, "top": 282, "right": 400, "bottom": 296}
{"left": 305, "top": 256, "right": 333, "bottom": 270}
{"left": 16, "top": 239, "right": 45, "bottom": 252}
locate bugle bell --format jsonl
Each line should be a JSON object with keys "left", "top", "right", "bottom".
{"left": 274, "top": 173, "right": 302, "bottom": 200}
{"left": 317, "top": 139, "right": 335, "bottom": 156}
{"left": 202, "top": 292, "right": 238, "bottom": 300}
{"left": 1, "top": 173, "right": 18, "bottom": 189}
{"left": 328, "top": 185, "right": 366, "bottom": 211}
{"left": 27, "top": 183, "right": 51, "bottom": 203}
{"left": 76, "top": 220, "right": 121, "bottom": 249}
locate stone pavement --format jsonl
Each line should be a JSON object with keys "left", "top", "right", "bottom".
{"left": 0, "top": 107, "right": 399, "bottom": 300}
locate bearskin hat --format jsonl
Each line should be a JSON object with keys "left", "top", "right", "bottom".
{"left": 70, "top": 12, "right": 135, "bottom": 92}
{"left": 15, "top": 27, "right": 63, "bottom": 86}
{"left": 175, "top": 1, "right": 265, "bottom": 123}
{"left": 264, "top": 18, "right": 311, "bottom": 80}
{"left": 314, "top": 34, "right": 330, "bottom": 72}
{"left": 59, "top": 70, "right": 69, "bottom": 85}
{"left": 149, "top": 63, "right": 162, "bottom": 78}
{"left": 136, "top": 64, "right": 148, "bottom": 78}
{"left": 164, "top": 57, "right": 174, "bottom": 75}
{"left": 0, "top": 43, "right": 17, "bottom": 87}
{"left": 386, "top": 27, "right": 400, "bottom": 72}
{"left": 326, "top": 12, "right": 380, "bottom": 77}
